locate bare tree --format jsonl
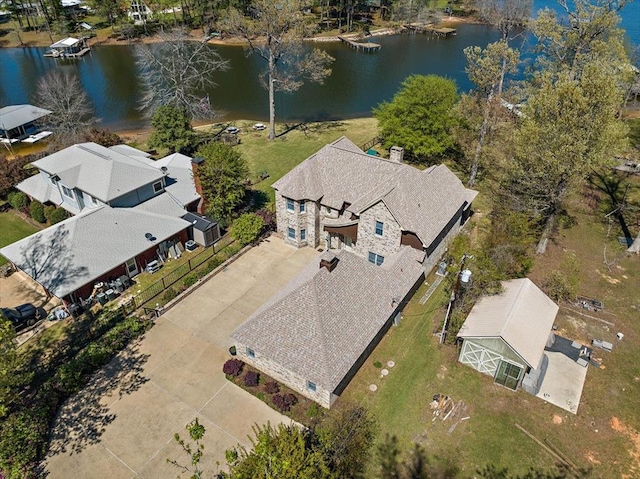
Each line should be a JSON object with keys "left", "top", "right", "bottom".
{"left": 223, "top": 0, "right": 334, "bottom": 140}
{"left": 477, "top": 0, "right": 532, "bottom": 41}
{"left": 34, "top": 69, "right": 95, "bottom": 147}
{"left": 134, "top": 28, "right": 229, "bottom": 119}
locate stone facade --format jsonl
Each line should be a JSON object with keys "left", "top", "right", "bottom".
{"left": 354, "top": 201, "right": 403, "bottom": 260}
{"left": 275, "top": 193, "right": 319, "bottom": 248}
{"left": 235, "top": 340, "right": 334, "bottom": 408}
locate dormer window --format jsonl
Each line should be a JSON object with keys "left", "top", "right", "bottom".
{"left": 61, "top": 185, "right": 74, "bottom": 199}
{"left": 153, "top": 181, "right": 163, "bottom": 193}
{"left": 49, "top": 175, "right": 59, "bottom": 186}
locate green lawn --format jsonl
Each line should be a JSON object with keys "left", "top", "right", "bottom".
{"left": 0, "top": 211, "right": 40, "bottom": 266}
{"left": 199, "top": 118, "right": 379, "bottom": 204}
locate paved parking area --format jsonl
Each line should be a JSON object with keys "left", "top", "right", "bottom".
{"left": 44, "top": 237, "right": 320, "bottom": 479}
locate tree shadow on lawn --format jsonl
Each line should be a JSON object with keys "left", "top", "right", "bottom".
{"left": 46, "top": 341, "right": 150, "bottom": 457}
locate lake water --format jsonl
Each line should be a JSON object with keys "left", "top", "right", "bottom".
{"left": 0, "top": 1, "right": 638, "bottom": 131}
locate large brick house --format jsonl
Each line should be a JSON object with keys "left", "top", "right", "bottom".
{"left": 232, "top": 138, "right": 477, "bottom": 408}
{"left": 273, "top": 137, "right": 476, "bottom": 271}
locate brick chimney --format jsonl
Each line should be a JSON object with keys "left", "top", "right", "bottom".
{"left": 191, "top": 157, "right": 207, "bottom": 214}
{"left": 389, "top": 146, "right": 404, "bottom": 163}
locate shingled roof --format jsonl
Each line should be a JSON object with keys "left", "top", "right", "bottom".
{"left": 231, "top": 246, "right": 425, "bottom": 392}
{"left": 272, "top": 137, "right": 477, "bottom": 246}
{"left": 457, "top": 278, "right": 559, "bottom": 368}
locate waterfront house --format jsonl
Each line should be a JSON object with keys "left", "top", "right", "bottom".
{"left": 231, "top": 137, "right": 477, "bottom": 408}
{"left": 1, "top": 143, "right": 219, "bottom": 304}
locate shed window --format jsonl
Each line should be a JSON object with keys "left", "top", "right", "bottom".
{"left": 153, "top": 181, "right": 163, "bottom": 193}
{"left": 299, "top": 200, "right": 306, "bottom": 213}
{"left": 286, "top": 198, "right": 294, "bottom": 211}
{"left": 287, "top": 227, "right": 295, "bottom": 239}
{"left": 368, "top": 251, "right": 384, "bottom": 266}
{"left": 307, "top": 381, "right": 317, "bottom": 392}
{"left": 375, "top": 221, "right": 384, "bottom": 236}
{"left": 247, "top": 347, "right": 255, "bottom": 359}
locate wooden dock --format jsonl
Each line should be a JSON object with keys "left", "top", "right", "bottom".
{"left": 338, "top": 36, "right": 381, "bottom": 52}
{"left": 403, "top": 25, "right": 457, "bottom": 37}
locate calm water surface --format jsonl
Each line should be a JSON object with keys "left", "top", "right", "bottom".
{"left": 0, "top": 0, "right": 637, "bottom": 131}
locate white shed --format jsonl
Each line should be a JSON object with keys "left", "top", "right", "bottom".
{"left": 456, "top": 278, "right": 558, "bottom": 390}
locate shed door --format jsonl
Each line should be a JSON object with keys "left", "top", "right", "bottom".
{"left": 459, "top": 340, "right": 502, "bottom": 376}
{"left": 494, "top": 360, "right": 523, "bottom": 391}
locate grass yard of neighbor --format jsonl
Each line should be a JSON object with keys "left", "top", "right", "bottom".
{"left": 0, "top": 211, "right": 41, "bottom": 266}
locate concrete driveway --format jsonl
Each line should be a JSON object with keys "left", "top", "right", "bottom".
{"left": 44, "top": 237, "right": 320, "bottom": 479}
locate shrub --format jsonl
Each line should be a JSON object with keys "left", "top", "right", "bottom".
{"left": 272, "top": 393, "right": 298, "bottom": 412}
{"left": 29, "top": 200, "right": 46, "bottom": 223}
{"left": 44, "top": 205, "right": 55, "bottom": 222}
{"left": 206, "top": 257, "right": 223, "bottom": 272}
{"left": 48, "top": 207, "right": 69, "bottom": 225}
{"left": 7, "top": 191, "right": 28, "bottom": 211}
{"left": 264, "top": 381, "right": 280, "bottom": 394}
{"left": 162, "top": 288, "right": 178, "bottom": 303}
{"left": 306, "top": 402, "right": 321, "bottom": 419}
{"left": 231, "top": 213, "right": 265, "bottom": 246}
{"left": 183, "top": 274, "right": 197, "bottom": 288}
{"left": 244, "top": 370, "right": 260, "bottom": 387}
{"left": 223, "top": 358, "right": 244, "bottom": 377}
{"left": 373, "top": 361, "right": 382, "bottom": 368}
{"left": 255, "top": 208, "right": 276, "bottom": 232}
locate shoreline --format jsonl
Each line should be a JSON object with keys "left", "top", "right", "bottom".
{"left": 0, "top": 15, "right": 481, "bottom": 49}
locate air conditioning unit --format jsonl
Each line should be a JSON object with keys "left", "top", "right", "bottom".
{"left": 185, "top": 240, "right": 197, "bottom": 252}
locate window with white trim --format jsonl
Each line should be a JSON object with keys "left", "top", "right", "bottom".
{"left": 286, "top": 198, "right": 294, "bottom": 211}
{"left": 375, "top": 220, "right": 384, "bottom": 236}
{"left": 61, "top": 185, "right": 74, "bottom": 199}
{"left": 368, "top": 251, "right": 384, "bottom": 266}
{"left": 247, "top": 347, "right": 255, "bottom": 359}
{"left": 287, "top": 227, "right": 295, "bottom": 239}
{"left": 300, "top": 229, "right": 306, "bottom": 241}
{"left": 153, "top": 181, "right": 163, "bottom": 193}
{"left": 299, "top": 200, "right": 306, "bottom": 213}
{"left": 307, "top": 381, "right": 317, "bottom": 392}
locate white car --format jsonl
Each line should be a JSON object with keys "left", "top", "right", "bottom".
{"left": 253, "top": 123, "right": 266, "bottom": 131}
{"left": 226, "top": 126, "right": 240, "bottom": 134}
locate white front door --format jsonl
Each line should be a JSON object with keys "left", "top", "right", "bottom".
{"left": 126, "top": 258, "right": 139, "bottom": 277}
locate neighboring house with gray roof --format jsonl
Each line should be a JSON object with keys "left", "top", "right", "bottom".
{"left": 232, "top": 138, "right": 477, "bottom": 408}
{"left": 457, "top": 278, "right": 559, "bottom": 391}
{"left": 273, "top": 137, "right": 477, "bottom": 271}
{"left": 2, "top": 142, "right": 217, "bottom": 303}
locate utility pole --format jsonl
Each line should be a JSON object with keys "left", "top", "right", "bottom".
{"left": 440, "top": 253, "right": 472, "bottom": 344}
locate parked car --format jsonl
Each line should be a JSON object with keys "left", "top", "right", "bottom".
{"left": 226, "top": 126, "right": 240, "bottom": 134}
{"left": 1, "top": 303, "right": 46, "bottom": 333}
{"left": 253, "top": 123, "right": 266, "bottom": 131}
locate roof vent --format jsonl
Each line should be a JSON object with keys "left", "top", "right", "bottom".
{"left": 320, "top": 256, "right": 339, "bottom": 272}
{"left": 145, "top": 232, "right": 157, "bottom": 242}
{"left": 161, "top": 166, "right": 168, "bottom": 174}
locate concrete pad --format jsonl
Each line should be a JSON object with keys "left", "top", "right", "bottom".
{"left": 150, "top": 341, "right": 228, "bottom": 410}
{"left": 134, "top": 318, "right": 193, "bottom": 375}
{"left": 45, "top": 442, "right": 134, "bottom": 479}
{"left": 536, "top": 351, "right": 588, "bottom": 414}
{"left": 137, "top": 415, "right": 237, "bottom": 479}
{"left": 197, "top": 306, "right": 248, "bottom": 349}
{"left": 165, "top": 295, "right": 229, "bottom": 333}
{"left": 200, "top": 383, "right": 291, "bottom": 443}
{"left": 231, "top": 282, "right": 279, "bottom": 316}
{"left": 99, "top": 381, "right": 195, "bottom": 471}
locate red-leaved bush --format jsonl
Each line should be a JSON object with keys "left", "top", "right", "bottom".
{"left": 223, "top": 358, "right": 244, "bottom": 377}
